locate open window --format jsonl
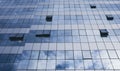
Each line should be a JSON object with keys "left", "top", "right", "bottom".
{"left": 99, "top": 29, "right": 109, "bottom": 37}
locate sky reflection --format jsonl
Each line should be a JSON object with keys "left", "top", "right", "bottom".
{"left": 15, "top": 50, "right": 120, "bottom": 70}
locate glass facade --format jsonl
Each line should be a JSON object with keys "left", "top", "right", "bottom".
{"left": 0, "top": 0, "right": 120, "bottom": 71}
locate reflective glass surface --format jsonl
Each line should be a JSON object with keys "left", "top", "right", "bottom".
{"left": 0, "top": 0, "right": 120, "bottom": 71}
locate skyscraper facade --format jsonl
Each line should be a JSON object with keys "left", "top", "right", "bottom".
{"left": 0, "top": 0, "right": 120, "bottom": 71}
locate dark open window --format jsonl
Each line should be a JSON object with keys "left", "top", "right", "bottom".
{"left": 36, "top": 34, "right": 50, "bottom": 37}
{"left": 36, "top": 30, "right": 51, "bottom": 37}
{"left": 99, "top": 29, "right": 109, "bottom": 37}
{"left": 46, "top": 15, "right": 52, "bottom": 22}
{"left": 106, "top": 15, "right": 114, "bottom": 20}
{"left": 90, "top": 4, "right": 96, "bottom": 9}
{"left": 9, "top": 34, "right": 24, "bottom": 41}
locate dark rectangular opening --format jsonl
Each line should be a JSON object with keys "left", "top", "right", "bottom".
{"left": 99, "top": 29, "right": 109, "bottom": 37}
{"left": 9, "top": 34, "right": 24, "bottom": 41}
{"left": 106, "top": 15, "right": 114, "bottom": 20}
{"left": 83, "top": 58, "right": 92, "bottom": 60}
{"left": 36, "top": 34, "right": 50, "bottom": 37}
{"left": 90, "top": 4, "right": 96, "bottom": 9}
{"left": 46, "top": 16, "right": 52, "bottom": 22}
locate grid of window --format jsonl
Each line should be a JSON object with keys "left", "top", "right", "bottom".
{"left": 0, "top": 0, "right": 120, "bottom": 71}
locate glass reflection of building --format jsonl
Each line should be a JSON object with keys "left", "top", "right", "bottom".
{"left": 0, "top": 0, "right": 120, "bottom": 71}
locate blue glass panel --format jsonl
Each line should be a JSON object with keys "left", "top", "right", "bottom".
{"left": 56, "top": 60, "right": 67, "bottom": 70}
{"left": 39, "top": 50, "right": 47, "bottom": 59}
{"left": 93, "top": 60, "right": 104, "bottom": 69}
{"left": 84, "top": 60, "right": 94, "bottom": 70}
{"left": 17, "top": 60, "right": 29, "bottom": 69}
{"left": 47, "top": 50, "right": 56, "bottom": 59}
{"left": 0, "top": 54, "right": 9, "bottom": 63}
{"left": 65, "top": 51, "right": 74, "bottom": 59}
{"left": 57, "top": 51, "right": 65, "bottom": 59}
{"left": 30, "top": 51, "right": 39, "bottom": 59}
{"left": 74, "top": 60, "right": 84, "bottom": 69}
{"left": 21, "top": 51, "right": 31, "bottom": 60}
